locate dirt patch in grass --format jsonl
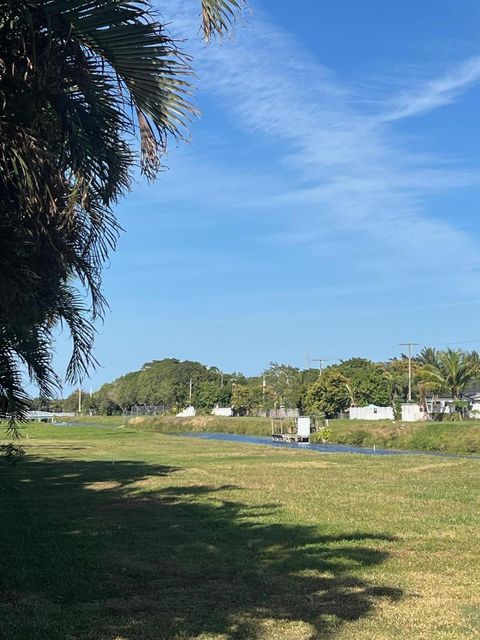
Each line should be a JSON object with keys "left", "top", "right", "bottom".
{"left": 401, "top": 461, "right": 464, "bottom": 473}
{"left": 85, "top": 480, "right": 123, "bottom": 491}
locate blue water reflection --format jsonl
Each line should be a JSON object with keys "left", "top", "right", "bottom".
{"left": 179, "top": 432, "right": 477, "bottom": 459}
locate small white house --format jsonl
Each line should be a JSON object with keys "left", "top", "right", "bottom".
{"left": 470, "top": 402, "right": 480, "bottom": 418}
{"left": 466, "top": 390, "right": 480, "bottom": 418}
{"left": 425, "top": 396, "right": 453, "bottom": 415}
{"left": 349, "top": 405, "right": 394, "bottom": 421}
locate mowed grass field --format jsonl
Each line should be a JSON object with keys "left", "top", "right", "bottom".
{"left": 1, "top": 424, "right": 479, "bottom": 640}
{"left": 71, "top": 415, "right": 480, "bottom": 455}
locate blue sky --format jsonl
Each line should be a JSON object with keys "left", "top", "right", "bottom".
{"left": 58, "top": 0, "right": 480, "bottom": 391}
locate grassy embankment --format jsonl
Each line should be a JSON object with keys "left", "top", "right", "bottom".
{"left": 69, "top": 415, "right": 480, "bottom": 454}
{"left": 317, "top": 419, "right": 480, "bottom": 455}
{"left": 0, "top": 422, "right": 479, "bottom": 640}
{"left": 69, "top": 413, "right": 274, "bottom": 434}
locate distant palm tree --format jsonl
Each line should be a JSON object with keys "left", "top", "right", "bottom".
{"left": 0, "top": 0, "right": 244, "bottom": 429}
{"left": 382, "top": 366, "right": 408, "bottom": 418}
{"left": 467, "top": 350, "right": 480, "bottom": 370}
{"left": 416, "top": 347, "right": 439, "bottom": 367}
{"left": 420, "top": 349, "right": 480, "bottom": 419}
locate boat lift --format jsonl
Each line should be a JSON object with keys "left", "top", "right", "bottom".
{"left": 271, "top": 416, "right": 311, "bottom": 443}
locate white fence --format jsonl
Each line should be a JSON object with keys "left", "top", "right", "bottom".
{"left": 401, "top": 403, "right": 427, "bottom": 422}
{"left": 26, "top": 411, "right": 76, "bottom": 422}
{"left": 176, "top": 406, "right": 196, "bottom": 418}
{"left": 349, "top": 405, "right": 394, "bottom": 421}
{"left": 212, "top": 407, "right": 233, "bottom": 417}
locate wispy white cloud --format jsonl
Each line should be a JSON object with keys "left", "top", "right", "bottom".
{"left": 154, "top": 1, "right": 480, "bottom": 293}
{"left": 381, "top": 56, "right": 480, "bottom": 121}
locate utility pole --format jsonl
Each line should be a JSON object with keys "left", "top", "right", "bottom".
{"left": 312, "top": 358, "right": 329, "bottom": 374}
{"left": 189, "top": 379, "right": 193, "bottom": 404}
{"left": 78, "top": 388, "right": 82, "bottom": 413}
{"left": 399, "top": 342, "right": 419, "bottom": 402}
{"left": 305, "top": 351, "right": 311, "bottom": 370}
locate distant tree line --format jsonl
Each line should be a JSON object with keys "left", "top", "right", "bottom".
{"left": 29, "top": 349, "right": 480, "bottom": 419}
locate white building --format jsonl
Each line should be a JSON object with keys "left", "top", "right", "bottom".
{"left": 466, "top": 390, "right": 480, "bottom": 418}
{"left": 425, "top": 396, "right": 453, "bottom": 416}
{"left": 423, "top": 390, "right": 480, "bottom": 418}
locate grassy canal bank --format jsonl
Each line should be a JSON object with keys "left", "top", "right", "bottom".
{"left": 67, "top": 415, "right": 480, "bottom": 455}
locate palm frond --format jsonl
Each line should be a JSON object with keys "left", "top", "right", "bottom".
{"left": 0, "top": 0, "right": 245, "bottom": 431}
{"left": 43, "top": 0, "right": 197, "bottom": 177}
{"left": 201, "top": 0, "right": 245, "bottom": 41}
{"left": 0, "top": 334, "right": 30, "bottom": 434}
{"left": 420, "top": 349, "right": 480, "bottom": 400}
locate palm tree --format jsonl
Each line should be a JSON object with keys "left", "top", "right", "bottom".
{"left": 467, "top": 350, "right": 480, "bottom": 370}
{"left": 0, "top": 0, "right": 245, "bottom": 430}
{"left": 420, "top": 349, "right": 480, "bottom": 420}
{"left": 416, "top": 347, "right": 439, "bottom": 367}
{"left": 382, "top": 365, "right": 408, "bottom": 419}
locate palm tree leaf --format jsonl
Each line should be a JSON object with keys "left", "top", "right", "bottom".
{"left": 201, "top": 0, "right": 245, "bottom": 41}
{"left": 42, "top": 0, "right": 196, "bottom": 177}
{"left": 0, "top": 0, "right": 246, "bottom": 431}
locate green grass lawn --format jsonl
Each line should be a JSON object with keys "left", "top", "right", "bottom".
{"left": 1, "top": 423, "right": 479, "bottom": 640}
{"left": 70, "top": 415, "right": 480, "bottom": 454}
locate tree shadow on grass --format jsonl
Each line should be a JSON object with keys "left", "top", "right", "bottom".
{"left": 0, "top": 457, "right": 402, "bottom": 640}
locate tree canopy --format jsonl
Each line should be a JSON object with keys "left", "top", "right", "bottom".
{"left": 0, "top": 0, "right": 245, "bottom": 428}
{"left": 30, "top": 349, "right": 480, "bottom": 418}
{"left": 304, "top": 369, "right": 349, "bottom": 418}
{"left": 88, "top": 359, "right": 235, "bottom": 414}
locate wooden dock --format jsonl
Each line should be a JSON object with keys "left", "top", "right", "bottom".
{"left": 271, "top": 416, "right": 311, "bottom": 443}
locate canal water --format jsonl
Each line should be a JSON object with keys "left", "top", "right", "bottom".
{"left": 52, "top": 422, "right": 478, "bottom": 459}
{"left": 179, "top": 431, "right": 477, "bottom": 459}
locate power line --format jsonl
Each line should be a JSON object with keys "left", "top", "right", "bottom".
{"left": 312, "top": 358, "right": 329, "bottom": 373}
{"left": 305, "top": 350, "right": 311, "bottom": 370}
{"left": 428, "top": 339, "right": 480, "bottom": 347}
